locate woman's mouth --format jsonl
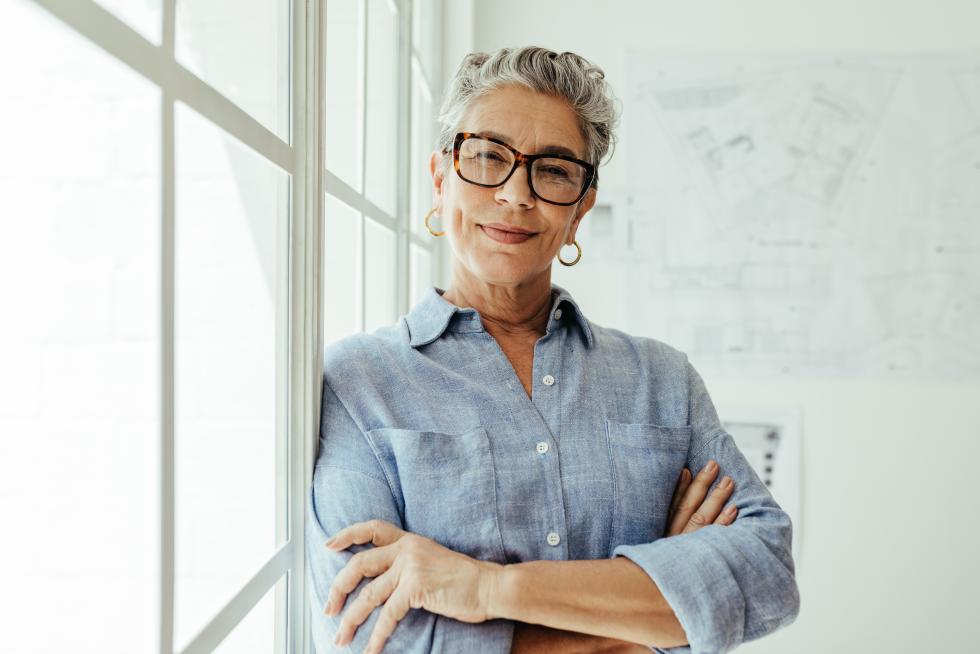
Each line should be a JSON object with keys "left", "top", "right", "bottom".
{"left": 478, "top": 224, "right": 537, "bottom": 244}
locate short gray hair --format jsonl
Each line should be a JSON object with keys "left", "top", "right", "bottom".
{"left": 436, "top": 46, "right": 620, "bottom": 189}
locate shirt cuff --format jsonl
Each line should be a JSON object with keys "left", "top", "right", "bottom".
{"left": 613, "top": 526, "right": 746, "bottom": 654}
{"left": 310, "top": 603, "right": 514, "bottom": 654}
{"left": 430, "top": 617, "right": 515, "bottom": 654}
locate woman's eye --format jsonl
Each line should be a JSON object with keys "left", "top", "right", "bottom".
{"left": 478, "top": 152, "right": 504, "bottom": 161}
{"left": 541, "top": 166, "right": 569, "bottom": 177}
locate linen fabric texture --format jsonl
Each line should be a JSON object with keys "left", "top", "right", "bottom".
{"left": 306, "top": 284, "right": 800, "bottom": 653}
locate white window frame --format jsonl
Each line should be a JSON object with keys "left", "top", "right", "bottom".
{"left": 25, "top": 1, "right": 444, "bottom": 652}
{"left": 323, "top": 0, "right": 446, "bottom": 334}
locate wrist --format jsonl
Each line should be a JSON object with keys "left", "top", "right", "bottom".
{"left": 484, "top": 561, "right": 513, "bottom": 621}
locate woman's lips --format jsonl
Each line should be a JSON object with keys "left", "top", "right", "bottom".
{"left": 479, "top": 224, "right": 536, "bottom": 244}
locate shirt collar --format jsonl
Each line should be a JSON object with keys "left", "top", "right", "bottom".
{"left": 405, "top": 283, "right": 595, "bottom": 349}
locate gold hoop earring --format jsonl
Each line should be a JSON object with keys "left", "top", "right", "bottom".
{"left": 558, "top": 240, "right": 582, "bottom": 266}
{"left": 424, "top": 207, "right": 444, "bottom": 237}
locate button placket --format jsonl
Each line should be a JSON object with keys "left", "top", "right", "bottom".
{"left": 527, "top": 325, "right": 565, "bottom": 558}
{"left": 529, "top": 323, "right": 565, "bottom": 446}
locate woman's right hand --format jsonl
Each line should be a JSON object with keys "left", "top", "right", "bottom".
{"left": 665, "top": 460, "right": 738, "bottom": 537}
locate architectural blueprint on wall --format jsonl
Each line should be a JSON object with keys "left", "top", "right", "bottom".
{"left": 613, "top": 51, "right": 980, "bottom": 378}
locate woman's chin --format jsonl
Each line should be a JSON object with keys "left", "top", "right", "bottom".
{"left": 467, "top": 260, "right": 546, "bottom": 286}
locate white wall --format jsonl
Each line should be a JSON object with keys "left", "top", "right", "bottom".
{"left": 464, "top": 1, "right": 980, "bottom": 651}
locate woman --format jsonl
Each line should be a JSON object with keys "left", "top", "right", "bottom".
{"left": 307, "top": 47, "right": 799, "bottom": 654}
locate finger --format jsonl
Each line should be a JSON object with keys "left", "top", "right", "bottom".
{"left": 326, "top": 519, "right": 400, "bottom": 551}
{"left": 682, "top": 475, "right": 735, "bottom": 534}
{"left": 364, "top": 585, "right": 413, "bottom": 654}
{"left": 325, "top": 547, "right": 393, "bottom": 617}
{"left": 334, "top": 568, "right": 399, "bottom": 650}
{"left": 714, "top": 503, "right": 739, "bottom": 525}
{"left": 668, "top": 468, "right": 692, "bottom": 519}
{"left": 666, "top": 460, "right": 719, "bottom": 536}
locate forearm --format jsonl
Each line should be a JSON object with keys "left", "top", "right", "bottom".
{"left": 511, "top": 622, "right": 652, "bottom": 654}
{"left": 489, "top": 558, "right": 687, "bottom": 649}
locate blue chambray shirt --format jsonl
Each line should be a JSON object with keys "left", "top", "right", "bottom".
{"left": 307, "top": 283, "right": 800, "bottom": 654}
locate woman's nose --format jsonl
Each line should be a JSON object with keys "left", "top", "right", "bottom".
{"left": 495, "top": 164, "right": 535, "bottom": 208}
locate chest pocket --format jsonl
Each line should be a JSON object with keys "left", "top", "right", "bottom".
{"left": 365, "top": 425, "right": 506, "bottom": 563}
{"left": 605, "top": 419, "right": 692, "bottom": 550}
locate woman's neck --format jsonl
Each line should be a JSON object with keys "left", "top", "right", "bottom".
{"left": 441, "top": 272, "right": 554, "bottom": 341}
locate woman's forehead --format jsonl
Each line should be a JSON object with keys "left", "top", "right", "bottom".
{"left": 462, "top": 86, "right": 586, "bottom": 158}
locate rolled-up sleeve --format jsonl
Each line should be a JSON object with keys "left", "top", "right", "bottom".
{"left": 306, "top": 375, "right": 516, "bottom": 653}
{"left": 611, "top": 359, "right": 800, "bottom": 654}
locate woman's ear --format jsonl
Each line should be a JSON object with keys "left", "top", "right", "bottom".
{"left": 568, "top": 186, "right": 597, "bottom": 243}
{"left": 429, "top": 149, "right": 445, "bottom": 204}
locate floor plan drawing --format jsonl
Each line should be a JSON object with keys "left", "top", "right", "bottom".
{"left": 607, "top": 52, "right": 980, "bottom": 378}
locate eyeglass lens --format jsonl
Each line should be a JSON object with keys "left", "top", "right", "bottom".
{"left": 458, "top": 137, "right": 588, "bottom": 204}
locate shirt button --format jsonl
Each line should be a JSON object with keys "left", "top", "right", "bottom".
{"left": 553, "top": 309, "right": 562, "bottom": 320}
{"left": 535, "top": 441, "right": 549, "bottom": 454}
{"left": 546, "top": 532, "right": 561, "bottom": 546}
{"left": 542, "top": 374, "right": 555, "bottom": 386}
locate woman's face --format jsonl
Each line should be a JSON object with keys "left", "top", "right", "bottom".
{"left": 429, "top": 85, "right": 597, "bottom": 287}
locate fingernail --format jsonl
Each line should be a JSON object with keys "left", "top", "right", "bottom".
{"left": 727, "top": 504, "right": 738, "bottom": 514}
{"left": 334, "top": 632, "right": 342, "bottom": 645}
{"left": 705, "top": 460, "right": 717, "bottom": 473}
{"left": 722, "top": 476, "right": 732, "bottom": 488}
{"left": 325, "top": 537, "right": 335, "bottom": 547}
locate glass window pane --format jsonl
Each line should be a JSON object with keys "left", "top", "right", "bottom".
{"left": 410, "top": 243, "right": 433, "bottom": 307}
{"left": 412, "top": 0, "right": 440, "bottom": 80}
{"left": 411, "top": 77, "right": 435, "bottom": 237}
{"left": 0, "top": 3, "right": 160, "bottom": 653}
{"left": 364, "top": 0, "right": 399, "bottom": 217}
{"left": 174, "top": 102, "right": 287, "bottom": 651}
{"left": 364, "top": 219, "right": 397, "bottom": 332}
{"left": 94, "top": 0, "right": 162, "bottom": 44}
{"left": 324, "top": 0, "right": 363, "bottom": 191}
{"left": 324, "top": 194, "right": 363, "bottom": 345}
{"left": 176, "top": 0, "right": 290, "bottom": 141}
{"left": 211, "top": 575, "right": 284, "bottom": 654}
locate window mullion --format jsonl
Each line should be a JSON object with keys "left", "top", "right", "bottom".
{"left": 160, "top": 1, "right": 177, "bottom": 653}
{"left": 395, "top": 0, "right": 412, "bottom": 316}
{"left": 177, "top": 545, "right": 293, "bottom": 654}
{"left": 286, "top": 1, "right": 323, "bottom": 653}
{"left": 431, "top": 0, "right": 448, "bottom": 288}
{"left": 274, "top": 0, "right": 295, "bottom": 649}
{"left": 358, "top": 0, "right": 368, "bottom": 332}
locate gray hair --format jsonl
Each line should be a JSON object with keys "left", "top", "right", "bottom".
{"left": 436, "top": 46, "right": 620, "bottom": 189}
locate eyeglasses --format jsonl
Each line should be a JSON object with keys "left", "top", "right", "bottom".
{"left": 445, "top": 131, "right": 596, "bottom": 206}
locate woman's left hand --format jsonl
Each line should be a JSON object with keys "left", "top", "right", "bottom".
{"left": 322, "top": 519, "right": 503, "bottom": 654}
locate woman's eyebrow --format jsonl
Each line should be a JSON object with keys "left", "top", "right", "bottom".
{"left": 479, "top": 129, "right": 580, "bottom": 158}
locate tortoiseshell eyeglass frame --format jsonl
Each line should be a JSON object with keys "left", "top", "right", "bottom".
{"left": 443, "top": 131, "right": 597, "bottom": 206}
